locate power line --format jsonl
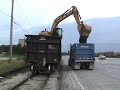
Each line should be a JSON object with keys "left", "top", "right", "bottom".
{"left": 0, "top": 10, "right": 31, "bottom": 35}
{"left": 0, "top": 0, "right": 33, "bottom": 36}
{"left": 0, "top": 8, "right": 31, "bottom": 34}
{"left": 0, "top": 10, "right": 11, "bottom": 17}
{"left": 15, "top": 0, "right": 33, "bottom": 26}
{"left": 14, "top": 0, "right": 32, "bottom": 34}
{"left": 15, "top": 22, "right": 31, "bottom": 34}
{"left": 0, "top": 10, "right": 18, "bottom": 24}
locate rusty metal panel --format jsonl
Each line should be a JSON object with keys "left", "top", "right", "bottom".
{"left": 27, "top": 52, "right": 46, "bottom": 62}
{"left": 25, "top": 35, "right": 61, "bottom": 65}
{"left": 47, "top": 53, "right": 60, "bottom": 63}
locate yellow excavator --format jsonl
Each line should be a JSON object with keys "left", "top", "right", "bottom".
{"left": 39, "top": 6, "right": 91, "bottom": 43}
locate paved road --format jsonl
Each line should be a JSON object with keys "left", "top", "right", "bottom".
{"left": 61, "top": 55, "right": 120, "bottom": 90}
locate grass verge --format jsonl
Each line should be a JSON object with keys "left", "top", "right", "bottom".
{"left": 0, "top": 60, "right": 27, "bottom": 75}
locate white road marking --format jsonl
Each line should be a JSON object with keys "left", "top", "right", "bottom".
{"left": 72, "top": 71, "right": 85, "bottom": 90}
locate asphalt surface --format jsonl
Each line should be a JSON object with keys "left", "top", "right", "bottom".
{"left": 61, "top": 55, "right": 120, "bottom": 90}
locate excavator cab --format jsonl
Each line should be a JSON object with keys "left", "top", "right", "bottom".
{"left": 52, "top": 28, "right": 63, "bottom": 39}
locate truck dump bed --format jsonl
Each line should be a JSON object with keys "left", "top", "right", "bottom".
{"left": 71, "top": 43, "right": 95, "bottom": 61}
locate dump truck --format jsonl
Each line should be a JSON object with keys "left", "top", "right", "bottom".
{"left": 68, "top": 43, "right": 95, "bottom": 70}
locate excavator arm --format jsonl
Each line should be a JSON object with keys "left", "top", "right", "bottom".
{"left": 39, "top": 6, "right": 92, "bottom": 43}
{"left": 51, "top": 6, "right": 81, "bottom": 32}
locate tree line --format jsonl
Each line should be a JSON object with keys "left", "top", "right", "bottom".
{"left": 0, "top": 44, "right": 26, "bottom": 55}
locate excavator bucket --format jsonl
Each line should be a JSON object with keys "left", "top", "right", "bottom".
{"left": 79, "top": 24, "right": 92, "bottom": 43}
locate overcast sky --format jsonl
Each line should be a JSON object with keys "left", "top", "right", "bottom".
{"left": 0, "top": 0, "right": 120, "bottom": 45}
{"left": 1, "top": 0, "right": 120, "bottom": 26}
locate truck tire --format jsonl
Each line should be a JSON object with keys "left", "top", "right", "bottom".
{"left": 68, "top": 59, "right": 70, "bottom": 66}
{"left": 72, "top": 62, "right": 80, "bottom": 70}
{"left": 88, "top": 62, "right": 94, "bottom": 70}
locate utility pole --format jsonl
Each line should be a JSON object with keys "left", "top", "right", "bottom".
{"left": 9, "top": 0, "right": 14, "bottom": 63}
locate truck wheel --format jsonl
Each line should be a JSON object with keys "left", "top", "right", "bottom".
{"left": 88, "top": 62, "right": 94, "bottom": 70}
{"left": 68, "top": 60, "right": 70, "bottom": 66}
{"left": 72, "top": 62, "right": 80, "bottom": 70}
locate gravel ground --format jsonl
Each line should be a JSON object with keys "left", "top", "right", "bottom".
{"left": 17, "top": 71, "right": 61, "bottom": 90}
{"left": 61, "top": 55, "right": 120, "bottom": 90}
{"left": 0, "top": 71, "right": 31, "bottom": 90}
{"left": 0, "top": 71, "right": 61, "bottom": 90}
{"left": 0, "top": 65, "right": 61, "bottom": 90}
{"left": 17, "top": 75, "right": 48, "bottom": 90}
